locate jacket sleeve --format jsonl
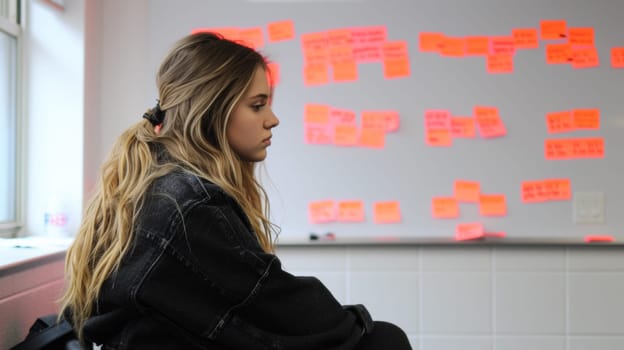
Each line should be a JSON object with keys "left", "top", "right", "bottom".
{"left": 134, "top": 201, "right": 373, "bottom": 349}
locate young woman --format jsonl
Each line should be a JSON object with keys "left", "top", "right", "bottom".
{"left": 61, "top": 32, "right": 411, "bottom": 350}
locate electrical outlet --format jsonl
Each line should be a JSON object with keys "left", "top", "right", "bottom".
{"left": 573, "top": 192, "right": 605, "bottom": 224}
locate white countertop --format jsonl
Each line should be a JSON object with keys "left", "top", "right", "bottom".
{"left": 0, "top": 236, "right": 73, "bottom": 270}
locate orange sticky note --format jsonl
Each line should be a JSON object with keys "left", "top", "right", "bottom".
{"left": 337, "top": 200, "right": 365, "bottom": 222}
{"left": 521, "top": 180, "right": 546, "bottom": 203}
{"left": 383, "top": 58, "right": 410, "bottom": 79}
{"left": 382, "top": 41, "right": 409, "bottom": 59}
{"left": 359, "top": 128, "right": 385, "bottom": 148}
{"left": 479, "top": 194, "right": 507, "bottom": 216}
{"left": 568, "top": 27, "right": 594, "bottom": 46}
{"left": 432, "top": 197, "right": 459, "bottom": 219}
{"left": 544, "top": 178, "right": 572, "bottom": 201}
{"left": 465, "top": 36, "right": 490, "bottom": 55}
{"left": 302, "top": 32, "right": 328, "bottom": 64}
{"left": 425, "top": 129, "right": 452, "bottom": 147}
{"left": 490, "top": 36, "right": 516, "bottom": 55}
{"left": 474, "top": 106, "right": 506, "bottom": 138}
{"left": 192, "top": 27, "right": 240, "bottom": 41}
{"left": 513, "top": 28, "right": 539, "bottom": 49}
{"left": 373, "top": 201, "right": 401, "bottom": 224}
{"left": 304, "top": 124, "right": 332, "bottom": 144}
{"left": 239, "top": 27, "right": 265, "bottom": 49}
{"left": 572, "top": 47, "right": 600, "bottom": 69}
{"left": 309, "top": 200, "right": 336, "bottom": 223}
{"left": 455, "top": 222, "right": 485, "bottom": 241}
{"left": 573, "top": 108, "right": 600, "bottom": 129}
{"left": 302, "top": 31, "right": 327, "bottom": 48}
{"left": 329, "top": 45, "right": 355, "bottom": 64}
{"left": 268, "top": 20, "right": 295, "bottom": 42}
{"left": 332, "top": 60, "right": 358, "bottom": 82}
{"left": 455, "top": 180, "right": 481, "bottom": 202}
{"left": 544, "top": 139, "right": 571, "bottom": 159}
{"left": 304, "top": 104, "right": 330, "bottom": 124}
{"left": 419, "top": 32, "right": 444, "bottom": 52}
{"left": 333, "top": 124, "right": 359, "bottom": 146}
{"left": 303, "top": 64, "right": 329, "bottom": 86}
{"left": 440, "top": 37, "right": 465, "bottom": 57}
{"left": 266, "top": 62, "right": 280, "bottom": 86}
{"left": 522, "top": 178, "right": 571, "bottom": 203}
{"left": 304, "top": 46, "right": 328, "bottom": 65}
{"left": 546, "top": 111, "right": 574, "bottom": 134}
{"left": 612, "top": 47, "right": 624, "bottom": 68}
{"left": 541, "top": 20, "right": 567, "bottom": 40}
{"left": 487, "top": 53, "right": 514, "bottom": 74}
{"left": 544, "top": 138, "right": 605, "bottom": 159}
{"left": 570, "top": 138, "right": 605, "bottom": 158}
{"left": 546, "top": 43, "right": 572, "bottom": 64}
{"left": 450, "top": 117, "right": 476, "bottom": 138}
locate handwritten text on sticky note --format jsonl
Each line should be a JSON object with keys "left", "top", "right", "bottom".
{"left": 432, "top": 197, "right": 460, "bottom": 218}
{"left": 309, "top": 200, "right": 336, "bottom": 223}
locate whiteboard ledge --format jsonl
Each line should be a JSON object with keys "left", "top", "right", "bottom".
{"left": 275, "top": 236, "right": 623, "bottom": 247}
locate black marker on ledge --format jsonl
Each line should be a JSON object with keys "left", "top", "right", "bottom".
{"left": 309, "top": 232, "right": 336, "bottom": 241}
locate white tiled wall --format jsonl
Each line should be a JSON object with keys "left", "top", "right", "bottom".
{"left": 276, "top": 245, "right": 624, "bottom": 350}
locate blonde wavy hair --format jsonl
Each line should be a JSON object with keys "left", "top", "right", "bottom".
{"left": 60, "top": 32, "right": 278, "bottom": 342}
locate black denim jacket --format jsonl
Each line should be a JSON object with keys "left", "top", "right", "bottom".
{"left": 82, "top": 170, "right": 373, "bottom": 349}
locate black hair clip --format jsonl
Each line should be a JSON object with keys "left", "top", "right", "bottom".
{"left": 142, "top": 100, "right": 165, "bottom": 126}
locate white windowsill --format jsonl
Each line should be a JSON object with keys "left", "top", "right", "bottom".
{"left": 0, "top": 236, "right": 73, "bottom": 271}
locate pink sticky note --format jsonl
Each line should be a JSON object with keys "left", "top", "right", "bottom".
{"left": 490, "top": 36, "right": 516, "bottom": 55}
{"left": 352, "top": 45, "right": 382, "bottom": 63}
{"left": 309, "top": 200, "right": 336, "bottom": 223}
{"left": 425, "top": 110, "right": 451, "bottom": 130}
{"left": 351, "top": 26, "right": 386, "bottom": 63}
{"left": 455, "top": 222, "right": 485, "bottom": 241}
{"left": 304, "top": 124, "right": 332, "bottom": 144}
{"left": 361, "top": 111, "right": 400, "bottom": 132}
{"left": 474, "top": 106, "right": 507, "bottom": 138}
{"left": 330, "top": 108, "right": 357, "bottom": 125}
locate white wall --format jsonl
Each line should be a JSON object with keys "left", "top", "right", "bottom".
{"left": 276, "top": 245, "right": 624, "bottom": 350}
{"left": 45, "top": 1, "right": 624, "bottom": 349}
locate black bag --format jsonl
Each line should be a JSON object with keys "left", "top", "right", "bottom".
{"left": 10, "top": 314, "right": 87, "bottom": 350}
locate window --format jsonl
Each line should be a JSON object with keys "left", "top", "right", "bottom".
{"left": 0, "top": 0, "right": 21, "bottom": 237}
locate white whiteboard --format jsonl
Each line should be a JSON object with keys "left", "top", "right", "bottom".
{"left": 146, "top": 0, "right": 624, "bottom": 243}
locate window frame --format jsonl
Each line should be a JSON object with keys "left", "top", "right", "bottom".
{"left": 0, "top": 0, "right": 24, "bottom": 237}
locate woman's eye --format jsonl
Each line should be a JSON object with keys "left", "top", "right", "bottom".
{"left": 252, "top": 104, "right": 265, "bottom": 111}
